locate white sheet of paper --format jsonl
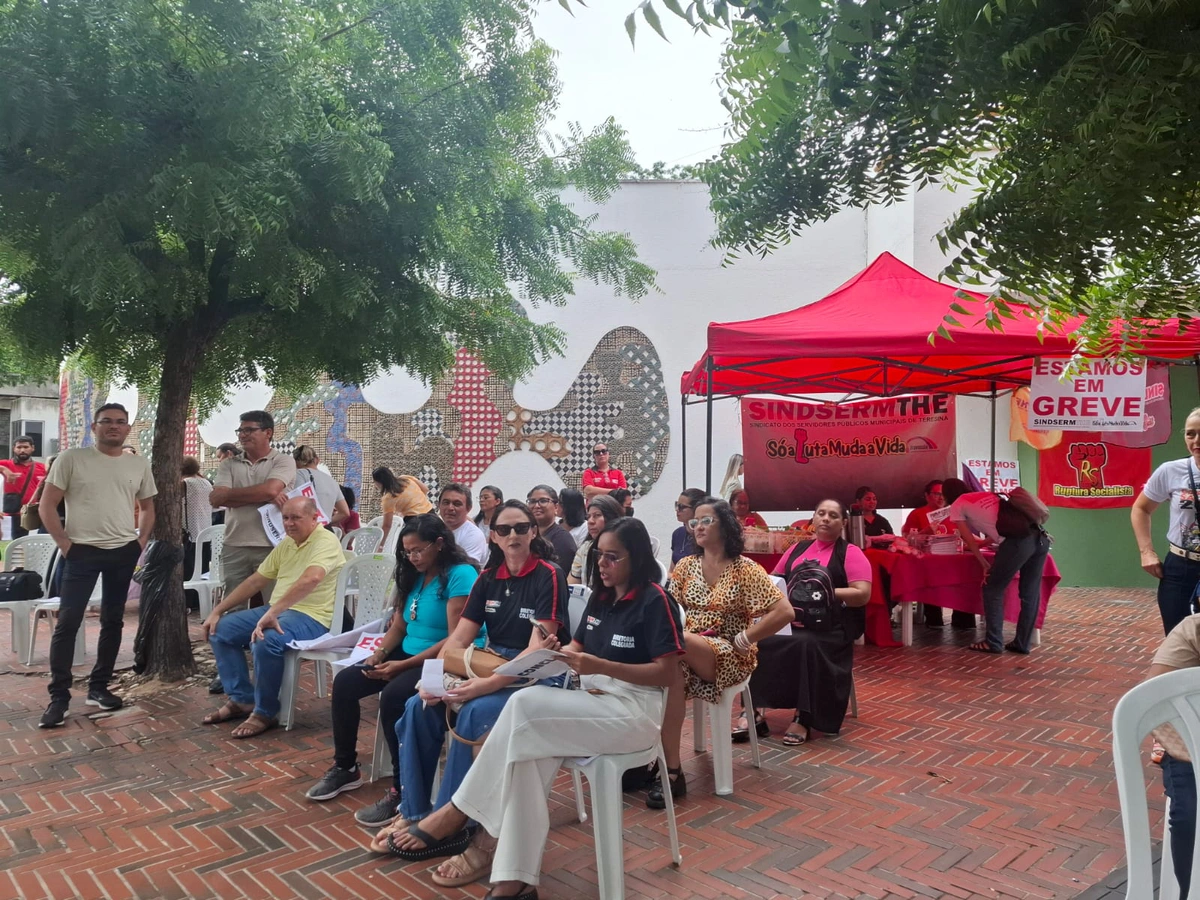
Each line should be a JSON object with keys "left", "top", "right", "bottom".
{"left": 494, "top": 648, "right": 571, "bottom": 679}
{"left": 287, "top": 617, "right": 388, "bottom": 651}
{"left": 420, "top": 659, "right": 448, "bottom": 697}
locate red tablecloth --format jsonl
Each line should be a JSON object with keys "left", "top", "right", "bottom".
{"left": 865, "top": 548, "right": 1061, "bottom": 629}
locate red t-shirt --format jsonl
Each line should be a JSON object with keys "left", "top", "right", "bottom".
{"left": 581, "top": 467, "right": 627, "bottom": 492}
{"left": 0, "top": 459, "right": 46, "bottom": 504}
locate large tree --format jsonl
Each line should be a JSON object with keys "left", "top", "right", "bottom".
{"left": 631, "top": 0, "right": 1200, "bottom": 342}
{"left": 0, "top": 0, "right": 653, "bottom": 679}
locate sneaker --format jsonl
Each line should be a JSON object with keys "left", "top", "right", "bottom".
{"left": 39, "top": 700, "right": 69, "bottom": 728}
{"left": 86, "top": 688, "right": 124, "bottom": 711}
{"left": 305, "top": 765, "right": 363, "bottom": 801}
{"left": 208, "top": 676, "right": 224, "bottom": 695}
{"left": 646, "top": 767, "right": 686, "bottom": 810}
{"left": 354, "top": 786, "right": 401, "bottom": 827}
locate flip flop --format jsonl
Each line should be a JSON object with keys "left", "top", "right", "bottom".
{"left": 201, "top": 702, "right": 252, "bottom": 725}
{"left": 230, "top": 714, "right": 278, "bottom": 739}
{"left": 967, "top": 641, "right": 1003, "bottom": 654}
{"left": 431, "top": 839, "right": 495, "bottom": 887}
{"left": 387, "top": 824, "right": 471, "bottom": 861}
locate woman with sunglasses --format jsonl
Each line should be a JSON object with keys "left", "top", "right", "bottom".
{"left": 375, "top": 500, "right": 570, "bottom": 870}
{"left": 392, "top": 517, "right": 684, "bottom": 899}
{"left": 304, "top": 514, "right": 478, "bottom": 827}
{"left": 568, "top": 494, "right": 624, "bottom": 585}
{"left": 649, "top": 497, "right": 793, "bottom": 809}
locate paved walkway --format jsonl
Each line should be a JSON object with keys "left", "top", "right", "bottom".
{"left": 0, "top": 587, "right": 1165, "bottom": 899}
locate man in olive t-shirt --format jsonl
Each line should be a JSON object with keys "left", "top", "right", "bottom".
{"left": 37, "top": 403, "right": 157, "bottom": 728}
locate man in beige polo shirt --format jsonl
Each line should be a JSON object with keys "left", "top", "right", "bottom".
{"left": 208, "top": 409, "right": 296, "bottom": 692}
{"left": 37, "top": 402, "right": 157, "bottom": 728}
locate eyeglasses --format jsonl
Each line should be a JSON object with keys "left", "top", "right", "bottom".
{"left": 404, "top": 543, "right": 433, "bottom": 559}
{"left": 526, "top": 497, "right": 554, "bottom": 506}
{"left": 492, "top": 522, "right": 533, "bottom": 537}
{"left": 928, "top": 491, "right": 944, "bottom": 497}
{"left": 597, "top": 552, "right": 627, "bottom": 567}
{"left": 95, "top": 418, "right": 129, "bottom": 426}
{"left": 674, "top": 503, "right": 693, "bottom": 511}
{"left": 234, "top": 427, "right": 263, "bottom": 435}
{"left": 688, "top": 516, "right": 717, "bottom": 529}
{"left": 593, "top": 449, "right": 609, "bottom": 455}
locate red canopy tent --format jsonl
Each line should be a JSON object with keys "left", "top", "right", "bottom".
{"left": 681, "top": 252, "right": 1199, "bottom": 489}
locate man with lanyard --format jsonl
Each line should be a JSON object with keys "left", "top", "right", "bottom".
{"left": 208, "top": 410, "right": 296, "bottom": 693}
{"left": 581, "top": 442, "right": 627, "bottom": 500}
{"left": 2, "top": 435, "right": 46, "bottom": 539}
{"left": 37, "top": 404, "right": 157, "bottom": 727}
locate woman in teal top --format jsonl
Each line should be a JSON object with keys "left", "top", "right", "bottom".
{"left": 304, "top": 514, "right": 479, "bottom": 829}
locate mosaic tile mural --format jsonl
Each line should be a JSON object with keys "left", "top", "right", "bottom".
{"left": 62, "top": 327, "right": 670, "bottom": 519}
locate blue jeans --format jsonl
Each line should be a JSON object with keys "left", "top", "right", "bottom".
{"left": 396, "top": 685, "right": 528, "bottom": 821}
{"left": 209, "top": 607, "right": 327, "bottom": 719}
{"left": 981, "top": 530, "right": 1050, "bottom": 652}
{"left": 1158, "top": 553, "right": 1200, "bottom": 635}
{"left": 1163, "top": 753, "right": 1196, "bottom": 900}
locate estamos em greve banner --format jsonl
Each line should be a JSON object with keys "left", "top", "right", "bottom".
{"left": 740, "top": 394, "right": 956, "bottom": 512}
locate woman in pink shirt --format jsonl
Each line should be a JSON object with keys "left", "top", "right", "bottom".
{"left": 748, "top": 499, "right": 872, "bottom": 746}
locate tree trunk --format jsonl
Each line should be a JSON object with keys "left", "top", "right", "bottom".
{"left": 134, "top": 319, "right": 210, "bottom": 680}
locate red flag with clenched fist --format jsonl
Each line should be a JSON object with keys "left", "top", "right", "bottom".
{"left": 1037, "top": 432, "right": 1151, "bottom": 509}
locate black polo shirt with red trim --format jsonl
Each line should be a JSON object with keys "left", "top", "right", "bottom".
{"left": 573, "top": 582, "right": 685, "bottom": 665}
{"left": 462, "top": 556, "right": 570, "bottom": 649}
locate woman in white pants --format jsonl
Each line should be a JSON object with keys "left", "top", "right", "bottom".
{"left": 389, "top": 517, "right": 685, "bottom": 900}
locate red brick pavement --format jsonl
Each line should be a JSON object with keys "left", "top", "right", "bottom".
{"left": 0, "top": 588, "right": 1166, "bottom": 899}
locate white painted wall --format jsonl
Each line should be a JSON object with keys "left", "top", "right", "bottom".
{"left": 181, "top": 179, "right": 1016, "bottom": 556}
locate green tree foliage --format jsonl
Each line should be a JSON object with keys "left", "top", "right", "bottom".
{"left": 630, "top": 0, "right": 1200, "bottom": 342}
{"left": 0, "top": 0, "right": 653, "bottom": 678}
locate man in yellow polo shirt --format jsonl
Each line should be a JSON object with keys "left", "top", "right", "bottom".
{"left": 200, "top": 496, "right": 345, "bottom": 738}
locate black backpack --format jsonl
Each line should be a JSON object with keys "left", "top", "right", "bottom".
{"left": 782, "top": 540, "right": 847, "bottom": 632}
{"left": 0, "top": 568, "right": 43, "bottom": 602}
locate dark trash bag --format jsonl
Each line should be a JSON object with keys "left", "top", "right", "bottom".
{"left": 133, "top": 539, "right": 184, "bottom": 674}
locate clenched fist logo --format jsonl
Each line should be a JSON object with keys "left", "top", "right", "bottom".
{"left": 793, "top": 428, "right": 810, "bottom": 464}
{"left": 1067, "top": 441, "right": 1107, "bottom": 489}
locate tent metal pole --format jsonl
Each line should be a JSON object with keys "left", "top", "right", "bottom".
{"left": 705, "top": 358, "right": 715, "bottom": 494}
{"left": 989, "top": 382, "right": 997, "bottom": 493}
{"left": 681, "top": 395, "right": 688, "bottom": 490}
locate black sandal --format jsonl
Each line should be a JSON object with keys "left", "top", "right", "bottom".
{"left": 732, "top": 714, "right": 770, "bottom": 744}
{"left": 1004, "top": 641, "right": 1030, "bottom": 655}
{"left": 646, "top": 767, "right": 686, "bottom": 809}
{"left": 386, "top": 823, "right": 471, "bottom": 861}
{"left": 967, "top": 641, "right": 1003, "bottom": 654}
{"left": 484, "top": 885, "right": 538, "bottom": 900}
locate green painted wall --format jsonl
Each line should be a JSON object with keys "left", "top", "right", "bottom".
{"left": 1017, "top": 367, "right": 1200, "bottom": 587}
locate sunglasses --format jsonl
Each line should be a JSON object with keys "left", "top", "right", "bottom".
{"left": 688, "top": 516, "right": 717, "bottom": 529}
{"left": 492, "top": 522, "right": 533, "bottom": 537}
{"left": 674, "top": 502, "right": 694, "bottom": 511}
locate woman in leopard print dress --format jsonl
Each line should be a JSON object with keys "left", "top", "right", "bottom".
{"left": 647, "top": 497, "right": 793, "bottom": 809}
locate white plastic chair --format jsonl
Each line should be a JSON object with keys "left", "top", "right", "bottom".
{"left": 26, "top": 564, "right": 100, "bottom": 667}
{"left": 1, "top": 534, "right": 56, "bottom": 656}
{"left": 563, "top": 694, "right": 683, "bottom": 900}
{"left": 279, "top": 554, "right": 396, "bottom": 730}
{"left": 692, "top": 679, "right": 762, "bottom": 795}
{"left": 568, "top": 584, "right": 591, "bottom": 633}
{"left": 331, "top": 526, "right": 343, "bottom": 539}
{"left": 344, "top": 526, "right": 383, "bottom": 555}
{"left": 1113, "top": 667, "right": 1200, "bottom": 900}
{"left": 366, "top": 516, "right": 384, "bottom": 529}
{"left": 183, "top": 524, "right": 225, "bottom": 618}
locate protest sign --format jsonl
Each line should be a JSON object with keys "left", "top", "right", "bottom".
{"left": 1037, "top": 432, "right": 1151, "bottom": 509}
{"left": 258, "top": 482, "right": 329, "bottom": 546}
{"left": 741, "top": 394, "right": 956, "bottom": 510}
{"left": 1029, "top": 357, "right": 1147, "bottom": 432}
{"left": 964, "top": 458, "right": 1021, "bottom": 493}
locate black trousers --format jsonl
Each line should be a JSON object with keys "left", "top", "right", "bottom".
{"left": 49, "top": 540, "right": 142, "bottom": 702}
{"left": 330, "top": 646, "right": 423, "bottom": 789}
